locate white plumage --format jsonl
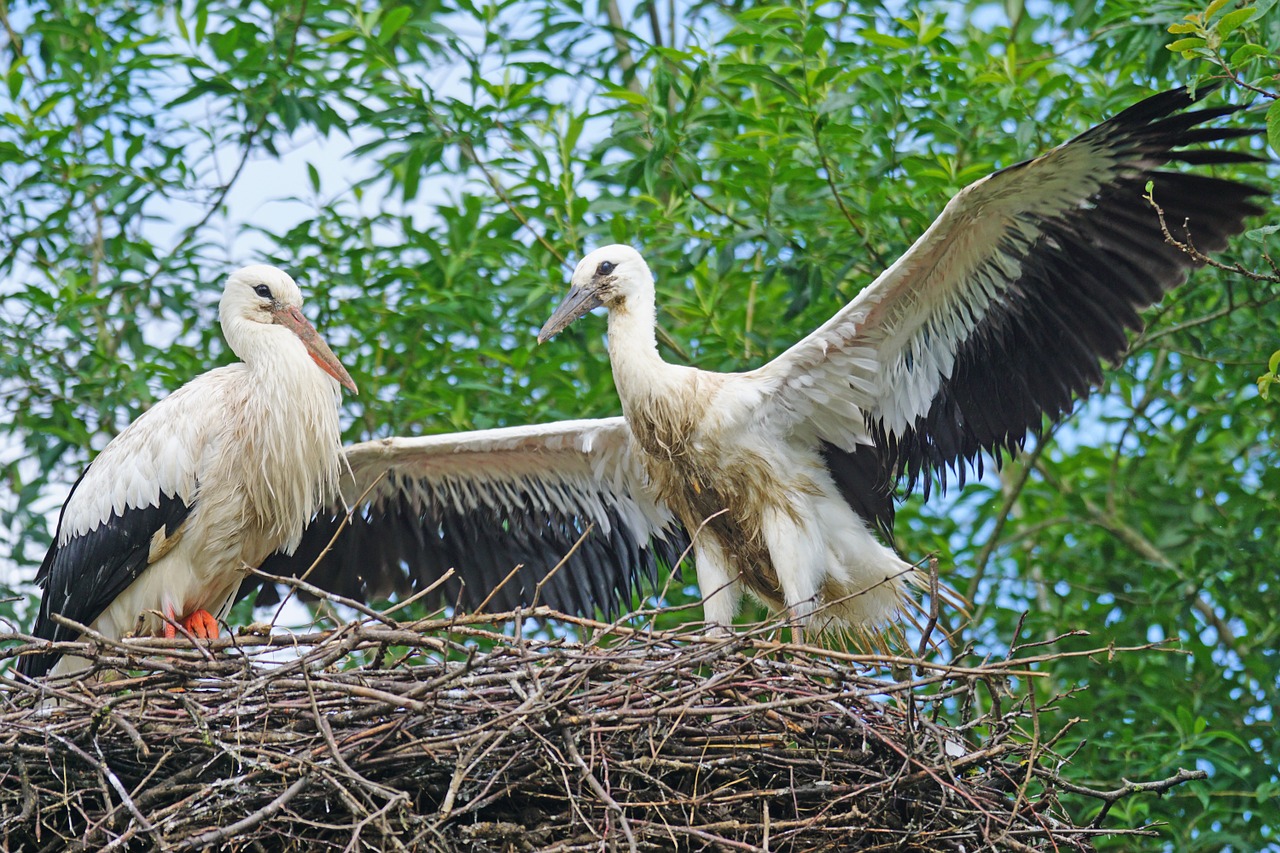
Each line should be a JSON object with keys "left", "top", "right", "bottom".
{"left": 21, "top": 265, "right": 357, "bottom": 679}
{"left": 263, "top": 87, "right": 1262, "bottom": 634}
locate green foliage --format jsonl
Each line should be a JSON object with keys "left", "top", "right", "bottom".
{"left": 0, "top": 0, "right": 1277, "bottom": 848}
{"left": 1168, "top": 0, "right": 1280, "bottom": 418}
{"left": 1260, "top": 349, "right": 1280, "bottom": 399}
{"left": 1165, "top": 0, "right": 1280, "bottom": 108}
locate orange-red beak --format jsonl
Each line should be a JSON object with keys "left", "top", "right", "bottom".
{"left": 273, "top": 305, "right": 359, "bottom": 394}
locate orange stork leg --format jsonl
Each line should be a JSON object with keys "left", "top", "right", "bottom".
{"left": 181, "top": 609, "right": 220, "bottom": 640}
{"left": 161, "top": 605, "right": 219, "bottom": 640}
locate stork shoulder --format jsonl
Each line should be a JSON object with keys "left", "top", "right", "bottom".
{"left": 59, "top": 373, "right": 231, "bottom": 541}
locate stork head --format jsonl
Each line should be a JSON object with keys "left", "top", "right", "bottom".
{"left": 220, "top": 265, "right": 359, "bottom": 394}
{"left": 538, "top": 245, "right": 651, "bottom": 343}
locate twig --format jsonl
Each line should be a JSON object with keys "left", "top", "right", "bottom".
{"left": 174, "top": 773, "right": 311, "bottom": 850}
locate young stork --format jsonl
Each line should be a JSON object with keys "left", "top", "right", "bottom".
{"left": 19, "top": 265, "right": 358, "bottom": 679}
{"left": 531, "top": 86, "right": 1265, "bottom": 630}
{"left": 258, "top": 87, "right": 1263, "bottom": 633}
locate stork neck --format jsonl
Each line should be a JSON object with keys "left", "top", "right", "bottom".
{"left": 606, "top": 286, "right": 665, "bottom": 371}
{"left": 217, "top": 312, "right": 344, "bottom": 553}
{"left": 220, "top": 314, "right": 263, "bottom": 367}
{"left": 223, "top": 315, "right": 327, "bottom": 391}
{"left": 605, "top": 288, "right": 681, "bottom": 406}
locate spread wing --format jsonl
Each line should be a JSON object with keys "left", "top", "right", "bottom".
{"left": 252, "top": 417, "right": 688, "bottom": 619}
{"left": 753, "top": 86, "right": 1265, "bottom": 495}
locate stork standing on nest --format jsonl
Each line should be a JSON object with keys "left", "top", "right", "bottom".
{"left": 20, "top": 265, "right": 358, "bottom": 679}
{"left": 259, "top": 87, "right": 1263, "bottom": 634}
{"left": 532, "top": 86, "right": 1264, "bottom": 631}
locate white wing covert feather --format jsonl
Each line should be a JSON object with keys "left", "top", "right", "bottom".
{"left": 58, "top": 374, "right": 231, "bottom": 540}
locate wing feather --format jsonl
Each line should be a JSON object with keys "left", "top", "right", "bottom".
{"left": 251, "top": 418, "right": 688, "bottom": 619}
{"left": 19, "top": 471, "right": 193, "bottom": 678}
{"left": 753, "top": 86, "right": 1265, "bottom": 495}
{"left": 18, "top": 377, "right": 230, "bottom": 678}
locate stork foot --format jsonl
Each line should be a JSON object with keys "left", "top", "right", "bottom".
{"left": 180, "top": 609, "right": 220, "bottom": 640}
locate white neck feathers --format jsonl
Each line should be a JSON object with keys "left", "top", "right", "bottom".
{"left": 219, "top": 315, "right": 345, "bottom": 554}
{"left": 605, "top": 270, "right": 686, "bottom": 408}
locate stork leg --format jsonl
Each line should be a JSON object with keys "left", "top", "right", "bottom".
{"left": 180, "top": 609, "right": 220, "bottom": 640}
{"left": 159, "top": 604, "right": 219, "bottom": 640}
{"left": 693, "top": 536, "right": 741, "bottom": 629}
{"left": 761, "top": 504, "right": 824, "bottom": 632}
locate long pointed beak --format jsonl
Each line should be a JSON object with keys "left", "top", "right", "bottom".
{"left": 274, "top": 305, "right": 359, "bottom": 394}
{"left": 538, "top": 285, "right": 603, "bottom": 343}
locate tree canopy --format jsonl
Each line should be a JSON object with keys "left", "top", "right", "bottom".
{"left": 0, "top": 0, "right": 1277, "bottom": 848}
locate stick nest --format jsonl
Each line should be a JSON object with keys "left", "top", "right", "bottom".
{"left": 0, "top": 606, "right": 1197, "bottom": 851}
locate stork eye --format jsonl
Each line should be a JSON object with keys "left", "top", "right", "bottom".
{"left": 253, "top": 284, "right": 272, "bottom": 299}
{"left": 596, "top": 261, "right": 616, "bottom": 276}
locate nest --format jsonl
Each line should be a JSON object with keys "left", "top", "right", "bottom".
{"left": 0, "top": 601, "right": 1198, "bottom": 852}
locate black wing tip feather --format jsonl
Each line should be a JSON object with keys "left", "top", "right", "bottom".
{"left": 1097, "top": 89, "right": 1189, "bottom": 135}
{"left": 820, "top": 441, "right": 896, "bottom": 539}
{"left": 248, "top": 486, "right": 687, "bottom": 624}
{"left": 1109, "top": 85, "right": 1268, "bottom": 167}
{"left": 31, "top": 465, "right": 93, "bottom": 589}
{"left": 883, "top": 84, "right": 1265, "bottom": 499}
{"left": 1106, "top": 82, "right": 1222, "bottom": 126}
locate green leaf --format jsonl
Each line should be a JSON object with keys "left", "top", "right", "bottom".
{"left": 6, "top": 57, "right": 25, "bottom": 100}
{"left": 598, "top": 89, "right": 649, "bottom": 106}
{"left": 860, "top": 30, "right": 912, "bottom": 50}
{"left": 1229, "top": 43, "right": 1269, "bottom": 65}
{"left": 322, "top": 30, "right": 358, "bottom": 45}
{"left": 802, "top": 24, "right": 825, "bottom": 55}
{"left": 378, "top": 6, "right": 412, "bottom": 44}
{"left": 1166, "top": 37, "right": 1207, "bottom": 52}
{"left": 1250, "top": 0, "right": 1279, "bottom": 20}
{"left": 1244, "top": 223, "right": 1280, "bottom": 242}
{"left": 1216, "top": 8, "right": 1255, "bottom": 36}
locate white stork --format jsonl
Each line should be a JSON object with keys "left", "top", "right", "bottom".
{"left": 259, "top": 87, "right": 1263, "bottom": 632}
{"left": 20, "top": 265, "right": 358, "bottom": 679}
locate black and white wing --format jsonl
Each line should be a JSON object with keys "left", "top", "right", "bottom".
{"left": 18, "top": 381, "right": 218, "bottom": 678}
{"left": 753, "top": 86, "right": 1265, "bottom": 495}
{"left": 253, "top": 417, "right": 688, "bottom": 618}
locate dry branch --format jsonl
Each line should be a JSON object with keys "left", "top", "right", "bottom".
{"left": 0, "top": 604, "right": 1200, "bottom": 851}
